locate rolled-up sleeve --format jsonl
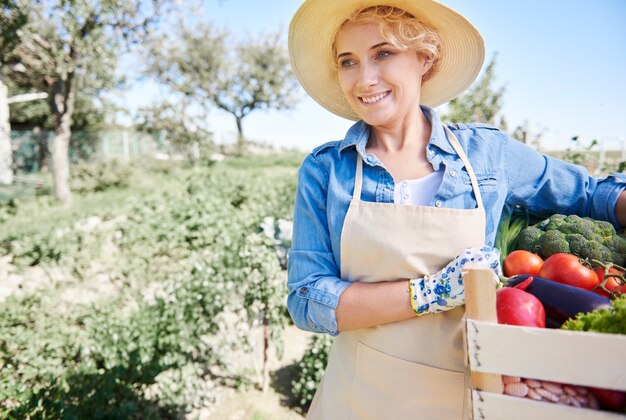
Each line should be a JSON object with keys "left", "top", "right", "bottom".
{"left": 591, "top": 173, "right": 626, "bottom": 229}
{"left": 504, "top": 137, "right": 626, "bottom": 229}
{"left": 287, "top": 153, "right": 351, "bottom": 336}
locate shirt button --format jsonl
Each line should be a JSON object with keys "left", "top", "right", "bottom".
{"left": 403, "top": 194, "right": 409, "bottom": 200}
{"left": 300, "top": 287, "right": 308, "bottom": 294}
{"left": 449, "top": 169, "right": 457, "bottom": 177}
{"left": 401, "top": 181, "right": 408, "bottom": 187}
{"left": 428, "top": 150, "right": 435, "bottom": 157}
{"left": 435, "top": 200, "right": 443, "bottom": 207}
{"left": 366, "top": 155, "right": 375, "bottom": 164}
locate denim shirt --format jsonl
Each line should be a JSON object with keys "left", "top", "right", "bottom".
{"left": 287, "top": 106, "right": 626, "bottom": 336}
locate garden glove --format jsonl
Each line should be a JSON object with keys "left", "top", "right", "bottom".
{"left": 409, "top": 246, "right": 501, "bottom": 315}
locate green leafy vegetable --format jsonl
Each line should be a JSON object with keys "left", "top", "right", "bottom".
{"left": 495, "top": 210, "right": 530, "bottom": 264}
{"left": 561, "top": 295, "right": 626, "bottom": 335}
{"left": 516, "top": 214, "right": 624, "bottom": 265}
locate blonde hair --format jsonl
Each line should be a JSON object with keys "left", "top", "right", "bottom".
{"left": 332, "top": 6, "right": 442, "bottom": 81}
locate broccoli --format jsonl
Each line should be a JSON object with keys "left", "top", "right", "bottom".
{"left": 582, "top": 241, "right": 612, "bottom": 262}
{"left": 516, "top": 226, "right": 543, "bottom": 252}
{"left": 566, "top": 233, "right": 588, "bottom": 256}
{"left": 604, "top": 235, "right": 626, "bottom": 266}
{"left": 538, "top": 213, "right": 566, "bottom": 231}
{"left": 514, "top": 213, "right": 625, "bottom": 264}
{"left": 539, "top": 230, "right": 570, "bottom": 257}
{"left": 592, "top": 219, "right": 616, "bottom": 240}
{"left": 558, "top": 215, "right": 603, "bottom": 242}
{"left": 543, "top": 215, "right": 567, "bottom": 231}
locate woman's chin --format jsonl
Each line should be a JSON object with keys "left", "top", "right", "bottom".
{"left": 359, "top": 111, "right": 396, "bottom": 127}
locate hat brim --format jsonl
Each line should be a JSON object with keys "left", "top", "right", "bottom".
{"left": 289, "top": 0, "right": 485, "bottom": 121}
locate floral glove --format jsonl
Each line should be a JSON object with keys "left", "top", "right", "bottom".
{"left": 409, "top": 246, "right": 501, "bottom": 315}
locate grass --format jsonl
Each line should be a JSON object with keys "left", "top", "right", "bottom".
{"left": 0, "top": 152, "right": 304, "bottom": 243}
{"left": 1, "top": 161, "right": 193, "bottom": 242}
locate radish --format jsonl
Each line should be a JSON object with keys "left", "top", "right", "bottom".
{"left": 497, "top": 277, "right": 546, "bottom": 328}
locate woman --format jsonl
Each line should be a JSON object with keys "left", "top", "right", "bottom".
{"left": 287, "top": 1, "right": 626, "bottom": 418}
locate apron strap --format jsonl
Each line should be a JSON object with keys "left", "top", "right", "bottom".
{"left": 353, "top": 153, "right": 364, "bottom": 201}
{"left": 444, "top": 126, "right": 484, "bottom": 209}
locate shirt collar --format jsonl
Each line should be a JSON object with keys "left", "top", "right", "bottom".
{"left": 337, "top": 105, "right": 456, "bottom": 157}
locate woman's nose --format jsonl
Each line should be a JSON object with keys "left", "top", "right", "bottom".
{"left": 357, "top": 63, "right": 378, "bottom": 88}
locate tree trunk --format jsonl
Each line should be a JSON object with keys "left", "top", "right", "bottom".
{"left": 50, "top": 78, "right": 75, "bottom": 203}
{"left": 262, "top": 318, "right": 270, "bottom": 394}
{"left": 35, "top": 127, "right": 49, "bottom": 172}
{"left": 235, "top": 116, "right": 244, "bottom": 155}
{"left": 0, "top": 80, "right": 13, "bottom": 185}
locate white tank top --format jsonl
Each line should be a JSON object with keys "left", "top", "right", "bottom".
{"left": 393, "top": 170, "right": 443, "bottom": 206}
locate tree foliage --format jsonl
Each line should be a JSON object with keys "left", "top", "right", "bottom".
{"left": 443, "top": 55, "right": 507, "bottom": 130}
{"left": 145, "top": 22, "right": 299, "bottom": 150}
{"left": 2, "top": 0, "right": 166, "bottom": 202}
{"left": 135, "top": 99, "right": 214, "bottom": 163}
{"left": 0, "top": 0, "right": 29, "bottom": 68}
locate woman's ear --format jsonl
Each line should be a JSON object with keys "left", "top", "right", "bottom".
{"left": 420, "top": 54, "right": 434, "bottom": 76}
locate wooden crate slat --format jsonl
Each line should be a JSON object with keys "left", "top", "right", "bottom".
{"left": 472, "top": 391, "right": 626, "bottom": 420}
{"left": 466, "top": 319, "right": 626, "bottom": 390}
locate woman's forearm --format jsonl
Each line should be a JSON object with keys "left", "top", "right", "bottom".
{"left": 616, "top": 190, "right": 626, "bottom": 228}
{"left": 336, "top": 280, "right": 416, "bottom": 332}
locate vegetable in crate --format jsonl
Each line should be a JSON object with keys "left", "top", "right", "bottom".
{"left": 496, "top": 276, "right": 545, "bottom": 327}
{"left": 503, "top": 250, "right": 543, "bottom": 277}
{"left": 593, "top": 266, "right": 626, "bottom": 298}
{"left": 502, "top": 375, "right": 600, "bottom": 408}
{"left": 539, "top": 253, "right": 599, "bottom": 290}
{"left": 506, "top": 275, "right": 611, "bottom": 327}
{"left": 516, "top": 214, "right": 626, "bottom": 265}
{"left": 561, "top": 294, "right": 626, "bottom": 335}
{"left": 561, "top": 296, "right": 626, "bottom": 411}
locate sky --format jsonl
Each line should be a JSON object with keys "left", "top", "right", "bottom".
{"left": 120, "top": 0, "right": 626, "bottom": 152}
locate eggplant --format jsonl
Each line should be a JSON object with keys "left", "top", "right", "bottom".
{"left": 505, "top": 275, "right": 611, "bottom": 328}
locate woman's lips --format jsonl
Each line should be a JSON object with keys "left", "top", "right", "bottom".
{"left": 359, "top": 90, "right": 390, "bottom": 104}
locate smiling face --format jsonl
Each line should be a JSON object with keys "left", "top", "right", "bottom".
{"left": 334, "top": 22, "right": 433, "bottom": 128}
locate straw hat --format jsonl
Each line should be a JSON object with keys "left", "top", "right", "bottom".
{"left": 288, "top": 0, "right": 485, "bottom": 120}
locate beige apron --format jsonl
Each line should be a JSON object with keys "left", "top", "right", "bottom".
{"left": 306, "top": 128, "right": 486, "bottom": 420}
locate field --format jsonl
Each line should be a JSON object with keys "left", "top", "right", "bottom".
{"left": 1, "top": 146, "right": 624, "bottom": 418}
{"left": 0, "top": 152, "right": 315, "bottom": 419}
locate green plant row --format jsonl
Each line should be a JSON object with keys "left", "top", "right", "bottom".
{"left": 0, "top": 153, "right": 301, "bottom": 418}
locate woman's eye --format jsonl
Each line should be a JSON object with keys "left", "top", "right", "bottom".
{"left": 376, "top": 50, "right": 392, "bottom": 59}
{"left": 339, "top": 58, "right": 356, "bottom": 68}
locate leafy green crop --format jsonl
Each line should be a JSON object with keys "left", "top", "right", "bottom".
{"left": 0, "top": 153, "right": 300, "bottom": 417}
{"left": 561, "top": 295, "right": 626, "bottom": 335}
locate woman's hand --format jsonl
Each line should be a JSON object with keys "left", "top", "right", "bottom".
{"left": 336, "top": 246, "right": 501, "bottom": 332}
{"left": 409, "top": 246, "right": 501, "bottom": 315}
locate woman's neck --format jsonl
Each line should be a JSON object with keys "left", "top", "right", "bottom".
{"left": 366, "top": 107, "right": 431, "bottom": 154}
{"left": 365, "top": 107, "right": 434, "bottom": 182}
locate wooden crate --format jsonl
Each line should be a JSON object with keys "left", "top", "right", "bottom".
{"left": 463, "top": 268, "right": 626, "bottom": 420}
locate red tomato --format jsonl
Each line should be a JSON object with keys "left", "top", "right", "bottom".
{"left": 496, "top": 277, "right": 546, "bottom": 328}
{"left": 593, "top": 267, "right": 624, "bottom": 298}
{"left": 588, "top": 387, "right": 626, "bottom": 411}
{"left": 539, "top": 253, "right": 599, "bottom": 290}
{"left": 503, "top": 250, "right": 544, "bottom": 277}
{"left": 613, "top": 285, "right": 626, "bottom": 298}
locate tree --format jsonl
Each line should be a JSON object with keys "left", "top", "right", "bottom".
{"left": 3, "top": 0, "right": 166, "bottom": 203}
{"left": 135, "top": 100, "right": 213, "bottom": 163}
{"left": 443, "top": 55, "right": 507, "bottom": 130}
{"left": 0, "top": 0, "right": 30, "bottom": 184}
{"left": 145, "top": 23, "right": 299, "bottom": 152}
